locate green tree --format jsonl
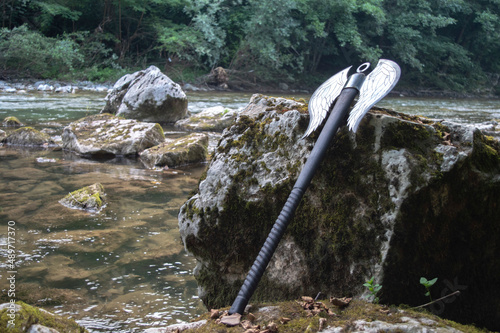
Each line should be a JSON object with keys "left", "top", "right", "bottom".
{"left": 0, "top": 24, "right": 83, "bottom": 78}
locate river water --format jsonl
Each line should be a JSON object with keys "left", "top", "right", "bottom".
{"left": 0, "top": 90, "right": 498, "bottom": 332}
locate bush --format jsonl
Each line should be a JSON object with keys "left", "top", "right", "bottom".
{"left": 0, "top": 24, "right": 83, "bottom": 78}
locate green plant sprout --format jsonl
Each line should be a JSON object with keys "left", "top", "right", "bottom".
{"left": 363, "top": 276, "right": 382, "bottom": 304}
{"left": 420, "top": 277, "right": 438, "bottom": 301}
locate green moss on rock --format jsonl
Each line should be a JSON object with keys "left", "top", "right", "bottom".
{"left": 0, "top": 301, "right": 87, "bottom": 332}
{"left": 2, "top": 116, "right": 23, "bottom": 127}
{"left": 1, "top": 126, "right": 55, "bottom": 146}
{"left": 59, "top": 183, "right": 106, "bottom": 212}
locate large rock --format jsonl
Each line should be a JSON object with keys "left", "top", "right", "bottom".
{"left": 178, "top": 94, "right": 500, "bottom": 330}
{"left": 140, "top": 133, "right": 209, "bottom": 168}
{"left": 62, "top": 113, "right": 165, "bottom": 157}
{"left": 1, "top": 127, "right": 55, "bottom": 146}
{"left": 101, "top": 65, "right": 188, "bottom": 123}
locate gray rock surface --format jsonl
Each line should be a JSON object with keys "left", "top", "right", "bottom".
{"left": 62, "top": 113, "right": 165, "bottom": 157}
{"left": 102, "top": 65, "right": 188, "bottom": 123}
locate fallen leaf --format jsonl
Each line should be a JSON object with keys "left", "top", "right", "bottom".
{"left": 210, "top": 309, "right": 220, "bottom": 319}
{"left": 330, "top": 296, "right": 352, "bottom": 308}
{"left": 267, "top": 321, "right": 278, "bottom": 332}
{"left": 319, "top": 317, "right": 327, "bottom": 331}
{"left": 246, "top": 313, "right": 256, "bottom": 322}
{"left": 220, "top": 313, "right": 242, "bottom": 327}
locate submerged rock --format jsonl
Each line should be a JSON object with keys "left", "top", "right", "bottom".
{"left": 59, "top": 183, "right": 106, "bottom": 212}
{"left": 62, "top": 113, "right": 165, "bottom": 157}
{"left": 1, "top": 127, "right": 55, "bottom": 146}
{"left": 178, "top": 95, "right": 500, "bottom": 330}
{"left": 2, "top": 116, "right": 24, "bottom": 127}
{"left": 0, "top": 301, "right": 87, "bottom": 332}
{"left": 102, "top": 65, "right": 188, "bottom": 123}
{"left": 140, "top": 133, "right": 209, "bottom": 168}
{"left": 175, "top": 106, "right": 239, "bottom": 132}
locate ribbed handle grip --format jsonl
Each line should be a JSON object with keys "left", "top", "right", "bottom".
{"left": 228, "top": 88, "right": 359, "bottom": 315}
{"left": 229, "top": 187, "right": 305, "bottom": 314}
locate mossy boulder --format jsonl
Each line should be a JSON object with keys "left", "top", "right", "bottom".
{"left": 178, "top": 95, "right": 500, "bottom": 330}
{"left": 140, "top": 132, "right": 209, "bottom": 168}
{"left": 59, "top": 183, "right": 106, "bottom": 212}
{"left": 1, "top": 127, "right": 55, "bottom": 146}
{"left": 62, "top": 113, "right": 165, "bottom": 157}
{"left": 175, "top": 106, "right": 239, "bottom": 132}
{"left": 0, "top": 301, "right": 87, "bottom": 332}
{"left": 2, "top": 116, "right": 23, "bottom": 127}
{"left": 101, "top": 65, "right": 188, "bottom": 123}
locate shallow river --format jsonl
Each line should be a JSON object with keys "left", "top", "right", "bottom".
{"left": 0, "top": 90, "right": 498, "bottom": 332}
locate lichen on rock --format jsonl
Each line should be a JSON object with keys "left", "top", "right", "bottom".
{"left": 59, "top": 183, "right": 106, "bottom": 213}
{"left": 175, "top": 106, "right": 239, "bottom": 132}
{"left": 140, "top": 132, "right": 209, "bottom": 168}
{"left": 0, "top": 301, "right": 87, "bottom": 332}
{"left": 2, "top": 116, "right": 24, "bottom": 127}
{"left": 178, "top": 95, "right": 500, "bottom": 331}
{"left": 1, "top": 127, "right": 55, "bottom": 147}
{"left": 62, "top": 113, "right": 165, "bottom": 157}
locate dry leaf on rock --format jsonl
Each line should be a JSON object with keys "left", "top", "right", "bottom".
{"left": 210, "top": 309, "right": 220, "bottom": 319}
{"left": 330, "top": 296, "right": 352, "bottom": 308}
{"left": 220, "top": 313, "right": 242, "bottom": 326}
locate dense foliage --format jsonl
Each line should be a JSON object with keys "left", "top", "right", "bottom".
{"left": 0, "top": 0, "right": 499, "bottom": 93}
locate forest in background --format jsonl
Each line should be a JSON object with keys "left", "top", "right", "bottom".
{"left": 1, "top": 0, "right": 499, "bottom": 94}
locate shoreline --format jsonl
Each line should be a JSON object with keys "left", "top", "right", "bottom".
{"left": 1, "top": 77, "right": 499, "bottom": 100}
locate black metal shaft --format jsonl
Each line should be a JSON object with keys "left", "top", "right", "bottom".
{"left": 228, "top": 87, "right": 360, "bottom": 315}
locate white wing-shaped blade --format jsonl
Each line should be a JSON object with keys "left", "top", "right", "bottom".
{"left": 347, "top": 59, "right": 401, "bottom": 132}
{"left": 303, "top": 66, "right": 351, "bottom": 138}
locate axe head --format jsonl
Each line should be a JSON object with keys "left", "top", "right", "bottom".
{"left": 304, "top": 59, "right": 401, "bottom": 138}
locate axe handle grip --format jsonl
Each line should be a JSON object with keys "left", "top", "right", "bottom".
{"left": 228, "top": 88, "right": 359, "bottom": 315}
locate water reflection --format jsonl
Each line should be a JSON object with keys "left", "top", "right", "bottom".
{"left": 0, "top": 90, "right": 498, "bottom": 332}
{"left": 0, "top": 145, "right": 207, "bottom": 331}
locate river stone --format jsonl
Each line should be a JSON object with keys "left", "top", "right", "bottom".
{"left": 101, "top": 65, "right": 188, "bottom": 123}
{"left": 175, "top": 106, "right": 239, "bottom": 132}
{"left": 178, "top": 95, "right": 500, "bottom": 330}
{"left": 3, "top": 116, "right": 24, "bottom": 127}
{"left": 1, "top": 127, "right": 55, "bottom": 146}
{"left": 62, "top": 113, "right": 165, "bottom": 157}
{"left": 59, "top": 183, "right": 106, "bottom": 212}
{"left": 140, "top": 133, "right": 209, "bottom": 168}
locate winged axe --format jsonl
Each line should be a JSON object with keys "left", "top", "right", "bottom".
{"left": 227, "top": 59, "right": 401, "bottom": 317}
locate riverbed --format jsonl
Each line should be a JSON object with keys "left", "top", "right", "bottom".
{"left": 0, "top": 91, "right": 498, "bottom": 332}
